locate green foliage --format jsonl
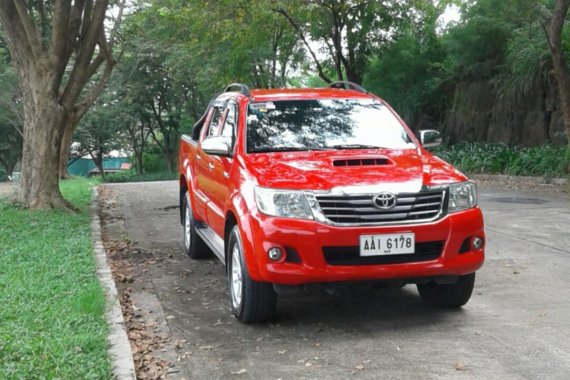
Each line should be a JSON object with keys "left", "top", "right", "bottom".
{"left": 279, "top": 0, "right": 409, "bottom": 83}
{"left": 493, "top": 15, "right": 552, "bottom": 104}
{"left": 88, "top": 0, "right": 569, "bottom": 180}
{"left": 0, "top": 43, "right": 22, "bottom": 175}
{"left": 0, "top": 178, "right": 111, "bottom": 378}
{"left": 436, "top": 143, "right": 570, "bottom": 177}
{"left": 364, "top": 7, "right": 446, "bottom": 124}
{"left": 74, "top": 90, "right": 128, "bottom": 173}
{"left": 142, "top": 151, "right": 169, "bottom": 173}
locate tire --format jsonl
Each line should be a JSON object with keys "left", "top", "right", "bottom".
{"left": 227, "top": 225, "right": 277, "bottom": 323}
{"left": 417, "top": 273, "right": 476, "bottom": 309}
{"left": 182, "top": 192, "right": 209, "bottom": 259}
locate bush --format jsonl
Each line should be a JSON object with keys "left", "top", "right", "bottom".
{"left": 143, "top": 152, "right": 170, "bottom": 173}
{"left": 435, "top": 143, "right": 570, "bottom": 177}
{"left": 103, "top": 169, "right": 176, "bottom": 183}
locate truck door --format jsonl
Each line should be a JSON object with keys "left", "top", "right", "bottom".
{"left": 196, "top": 101, "right": 225, "bottom": 223}
{"left": 207, "top": 100, "right": 238, "bottom": 237}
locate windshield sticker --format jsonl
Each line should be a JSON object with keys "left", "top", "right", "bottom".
{"left": 250, "top": 102, "right": 276, "bottom": 112}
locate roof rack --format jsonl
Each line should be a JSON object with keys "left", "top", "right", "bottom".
{"left": 328, "top": 81, "right": 367, "bottom": 93}
{"left": 224, "top": 83, "right": 251, "bottom": 97}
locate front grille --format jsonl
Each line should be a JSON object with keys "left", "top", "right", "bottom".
{"left": 315, "top": 189, "right": 446, "bottom": 225}
{"left": 323, "top": 241, "right": 445, "bottom": 266}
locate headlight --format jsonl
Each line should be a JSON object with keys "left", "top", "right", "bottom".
{"left": 448, "top": 181, "right": 477, "bottom": 212}
{"left": 254, "top": 186, "right": 314, "bottom": 219}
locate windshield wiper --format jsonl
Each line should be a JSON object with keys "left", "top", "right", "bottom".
{"left": 250, "top": 146, "right": 332, "bottom": 153}
{"left": 330, "top": 144, "right": 384, "bottom": 150}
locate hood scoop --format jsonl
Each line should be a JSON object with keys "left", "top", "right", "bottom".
{"left": 333, "top": 157, "right": 391, "bottom": 167}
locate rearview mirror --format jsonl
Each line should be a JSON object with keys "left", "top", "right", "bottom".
{"left": 202, "top": 136, "right": 232, "bottom": 157}
{"left": 419, "top": 130, "right": 442, "bottom": 149}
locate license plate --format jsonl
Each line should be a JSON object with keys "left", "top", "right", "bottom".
{"left": 359, "top": 233, "right": 415, "bottom": 256}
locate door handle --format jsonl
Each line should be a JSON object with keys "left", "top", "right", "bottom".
{"left": 208, "top": 163, "right": 215, "bottom": 170}
{"left": 196, "top": 155, "right": 202, "bottom": 161}
{"left": 223, "top": 172, "right": 229, "bottom": 179}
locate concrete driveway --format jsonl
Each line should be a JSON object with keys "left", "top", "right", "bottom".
{"left": 99, "top": 180, "right": 570, "bottom": 380}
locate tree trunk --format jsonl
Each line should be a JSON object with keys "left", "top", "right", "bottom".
{"left": 547, "top": 0, "right": 570, "bottom": 148}
{"left": 94, "top": 156, "right": 105, "bottom": 179}
{"left": 165, "top": 151, "right": 174, "bottom": 173}
{"left": 135, "top": 151, "right": 144, "bottom": 175}
{"left": 17, "top": 89, "right": 74, "bottom": 210}
{"left": 58, "top": 125, "right": 75, "bottom": 179}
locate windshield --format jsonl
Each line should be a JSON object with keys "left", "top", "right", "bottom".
{"left": 246, "top": 98, "right": 416, "bottom": 153}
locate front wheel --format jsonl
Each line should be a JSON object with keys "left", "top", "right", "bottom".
{"left": 417, "top": 273, "right": 476, "bottom": 309}
{"left": 228, "top": 226, "right": 276, "bottom": 323}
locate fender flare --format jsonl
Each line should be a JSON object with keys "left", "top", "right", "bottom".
{"left": 179, "top": 159, "right": 196, "bottom": 224}
{"left": 225, "top": 192, "right": 261, "bottom": 280}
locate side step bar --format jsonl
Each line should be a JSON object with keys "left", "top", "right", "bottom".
{"left": 195, "top": 225, "right": 225, "bottom": 264}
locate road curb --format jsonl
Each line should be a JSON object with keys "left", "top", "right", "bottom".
{"left": 471, "top": 173, "right": 569, "bottom": 186}
{"left": 91, "top": 187, "right": 136, "bottom": 380}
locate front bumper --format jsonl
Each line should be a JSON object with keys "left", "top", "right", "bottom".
{"left": 244, "top": 208, "right": 485, "bottom": 285}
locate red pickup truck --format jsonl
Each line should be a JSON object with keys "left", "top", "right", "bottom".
{"left": 178, "top": 82, "right": 484, "bottom": 323}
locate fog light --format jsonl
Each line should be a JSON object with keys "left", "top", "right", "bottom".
{"left": 268, "top": 247, "right": 283, "bottom": 261}
{"left": 472, "top": 237, "right": 484, "bottom": 250}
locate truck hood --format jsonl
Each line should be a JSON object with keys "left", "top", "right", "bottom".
{"left": 244, "top": 149, "right": 467, "bottom": 193}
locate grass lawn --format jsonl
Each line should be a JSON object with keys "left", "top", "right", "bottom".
{"left": 0, "top": 178, "right": 111, "bottom": 379}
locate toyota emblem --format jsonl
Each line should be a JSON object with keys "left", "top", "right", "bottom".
{"left": 373, "top": 192, "right": 397, "bottom": 210}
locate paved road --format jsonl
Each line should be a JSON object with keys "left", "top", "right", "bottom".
{"left": 101, "top": 181, "right": 570, "bottom": 380}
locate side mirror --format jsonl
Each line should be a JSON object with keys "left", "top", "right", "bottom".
{"left": 419, "top": 130, "right": 442, "bottom": 149}
{"left": 202, "top": 135, "right": 232, "bottom": 156}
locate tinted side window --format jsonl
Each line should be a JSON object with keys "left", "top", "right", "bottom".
{"left": 205, "top": 106, "right": 223, "bottom": 137}
{"left": 221, "top": 102, "right": 237, "bottom": 145}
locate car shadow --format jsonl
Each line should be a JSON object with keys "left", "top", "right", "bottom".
{"left": 271, "top": 284, "right": 464, "bottom": 329}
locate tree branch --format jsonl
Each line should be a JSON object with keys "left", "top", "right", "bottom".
{"left": 548, "top": 0, "right": 570, "bottom": 51}
{"left": 61, "top": 0, "right": 109, "bottom": 107}
{"left": 50, "top": 0, "right": 71, "bottom": 93}
{"left": 109, "top": 0, "right": 127, "bottom": 49}
{"left": 0, "top": 1, "right": 36, "bottom": 66}
{"left": 74, "top": 56, "right": 115, "bottom": 121}
{"left": 68, "top": 0, "right": 87, "bottom": 54}
{"left": 273, "top": 7, "right": 332, "bottom": 83}
{"left": 13, "top": 0, "right": 43, "bottom": 58}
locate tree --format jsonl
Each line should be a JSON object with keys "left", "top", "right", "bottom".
{"left": 364, "top": 2, "right": 448, "bottom": 126}
{"left": 545, "top": 0, "right": 570, "bottom": 146}
{"left": 0, "top": 0, "right": 125, "bottom": 209}
{"left": 74, "top": 99, "right": 126, "bottom": 179}
{"left": 274, "top": 0, "right": 415, "bottom": 84}
{"left": 126, "top": 120, "right": 151, "bottom": 175}
{"left": 119, "top": 42, "right": 187, "bottom": 173}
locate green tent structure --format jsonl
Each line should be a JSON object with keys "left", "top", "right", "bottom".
{"left": 67, "top": 157, "right": 131, "bottom": 177}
